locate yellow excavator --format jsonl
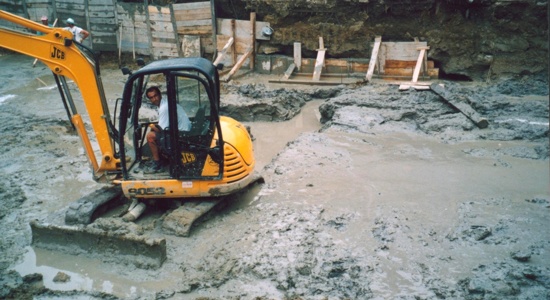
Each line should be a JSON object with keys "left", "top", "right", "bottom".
{"left": 0, "top": 10, "right": 261, "bottom": 267}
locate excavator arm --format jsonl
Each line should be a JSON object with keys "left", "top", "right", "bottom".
{"left": 0, "top": 10, "right": 120, "bottom": 179}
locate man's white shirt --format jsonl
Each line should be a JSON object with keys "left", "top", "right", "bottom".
{"left": 158, "top": 98, "right": 191, "bottom": 131}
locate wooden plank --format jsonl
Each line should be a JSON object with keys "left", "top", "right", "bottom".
{"left": 153, "top": 49, "right": 179, "bottom": 57}
{"left": 152, "top": 40, "right": 177, "bottom": 47}
{"left": 325, "top": 59, "right": 349, "bottom": 67}
{"left": 223, "top": 47, "right": 252, "bottom": 82}
{"left": 176, "top": 19, "right": 211, "bottom": 27}
{"left": 170, "top": 3, "right": 182, "bottom": 57}
{"left": 231, "top": 19, "right": 236, "bottom": 64}
{"left": 216, "top": 35, "right": 231, "bottom": 51}
{"left": 151, "top": 22, "right": 175, "bottom": 32}
{"left": 55, "top": 3, "right": 85, "bottom": 10}
{"left": 213, "top": 36, "right": 233, "bottom": 65}
{"left": 173, "top": 8, "right": 211, "bottom": 21}
{"left": 172, "top": 1, "right": 210, "bottom": 10}
{"left": 152, "top": 31, "right": 178, "bottom": 39}
{"left": 383, "top": 68, "right": 439, "bottom": 77}
{"left": 294, "top": 42, "right": 301, "bottom": 71}
{"left": 152, "top": 42, "right": 178, "bottom": 49}
{"left": 268, "top": 78, "right": 354, "bottom": 86}
{"left": 210, "top": 0, "right": 217, "bottom": 60}
{"left": 380, "top": 41, "right": 428, "bottom": 60}
{"left": 366, "top": 36, "right": 381, "bottom": 81}
{"left": 283, "top": 63, "right": 296, "bottom": 80}
{"left": 386, "top": 60, "right": 435, "bottom": 68}
{"left": 430, "top": 83, "right": 489, "bottom": 129}
{"left": 149, "top": 13, "right": 172, "bottom": 22}
{"left": 217, "top": 18, "right": 271, "bottom": 41}
{"left": 399, "top": 84, "right": 431, "bottom": 91}
{"left": 88, "top": 6, "right": 116, "bottom": 13}
{"left": 312, "top": 49, "right": 326, "bottom": 81}
{"left": 412, "top": 46, "right": 429, "bottom": 83}
{"left": 176, "top": 25, "right": 212, "bottom": 35}
{"left": 148, "top": 6, "right": 170, "bottom": 14}
{"left": 250, "top": 12, "right": 256, "bottom": 71}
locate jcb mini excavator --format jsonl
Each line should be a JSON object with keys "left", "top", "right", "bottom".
{"left": 0, "top": 10, "right": 261, "bottom": 267}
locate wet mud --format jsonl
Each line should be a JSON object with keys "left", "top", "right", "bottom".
{"left": 0, "top": 53, "right": 548, "bottom": 299}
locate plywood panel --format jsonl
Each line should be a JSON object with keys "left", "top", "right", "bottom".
{"left": 172, "top": 1, "right": 210, "bottom": 10}
{"left": 218, "top": 18, "right": 271, "bottom": 42}
{"left": 177, "top": 25, "right": 211, "bottom": 35}
{"left": 116, "top": 3, "right": 151, "bottom": 56}
{"left": 181, "top": 35, "right": 201, "bottom": 57}
{"left": 175, "top": 19, "right": 211, "bottom": 27}
{"left": 174, "top": 8, "right": 211, "bottom": 21}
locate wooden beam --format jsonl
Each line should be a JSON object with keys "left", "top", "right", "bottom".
{"left": 213, "top": 36, "right": 233, "bottom": 65}
{"left": 144, "top": 0, "right": 153, "bottom": 59}
{"left": 412, "top": 46, "right": 429, "bottom": 82}
{"left": 283, "top": 63, "right": 296, "bottom": 80}
{"left": 231, "top": 19, "right": 236, "bottom": 65}
{"left": 250, "top": 12, "right": 256, "bottom": 71}
{"left": 170, "top": 4, "right": 183, "bottom": 57}
{"left": 366, "top": 35, "right": 381, "bottom": 81}
{"left": 210, "top": 0, "right": 217, "bottom": 61}
{"left": 430, "top": 83, "right": 489, "bottom": 129}
{"left": 294, "top": 42, "right": 301, "bottom": 71}
{"left": 312, "top": 36, "right": 326, "bottom": 81}
{"left": 223, "top": 47, "right": 252, "bottom": 82}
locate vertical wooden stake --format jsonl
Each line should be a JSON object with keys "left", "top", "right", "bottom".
{"left": 312, "top": 36, "right": 326, "bottom": 81}
{"left": 118, "top": 24, "right": 122, "bottom": 64}
{"left": 210, "top": 0, "right": 217, "bottom": 60}
{"left": 250, "top": 12, "right": 256, "bottom": 71}
{"left": 413, "top": 46, "right": 429, "bottom": 82}
{"left": 231, "top": 19, "right": 236, "bottom": 66}
{"left": 294, "top": 42, "right": 301, "bottom": 72}
{"left": 366, "top": 36, "right": 381, "bottom": 81}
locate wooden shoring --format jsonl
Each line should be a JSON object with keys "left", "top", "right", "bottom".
{"left": 250, "top": 12, "right": 256, "bottom": 71}
{"left": 223, "top": 46, "right": 252, "bottom": 82}
{"left": 312, "top": 36, "right": 326, "bottom": 81}
{"left": 430, "top": 83, "right": 489, "bottom": 129}
{"left": 294, "top": 42, "right": 301, "bottom": 71}
{"left": 366, "top": 36, "right": 381, "bottom": 81}
{"left": 213, "top": 36, "right": 233, "bottom": 65}
{"left": 412, "top": 46, "right": 429, "bottom": 83}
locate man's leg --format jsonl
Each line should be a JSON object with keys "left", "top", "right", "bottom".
{"left": 144, "top": 130, "right": 163, "bottom": 173}
{"left": 146, "top": 130, "right": 160, "bottom": 161}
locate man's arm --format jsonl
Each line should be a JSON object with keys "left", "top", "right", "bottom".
{"left": 79, "top": 28, "right": 89, "bottom": 42}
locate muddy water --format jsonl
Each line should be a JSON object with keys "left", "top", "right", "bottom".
{"left": 2, "top": 53, "right": 549, "bottom": 298}
{"left": 247, "top": 100, "right": 323, "bottom": 170}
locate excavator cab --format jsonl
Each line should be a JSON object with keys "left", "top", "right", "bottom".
{"left": 118, "top": 58, "right": 224, "bottom": 181}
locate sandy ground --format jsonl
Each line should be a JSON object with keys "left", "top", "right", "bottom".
{"left": 0, "top": 52, "right": 549, "bottom": 299}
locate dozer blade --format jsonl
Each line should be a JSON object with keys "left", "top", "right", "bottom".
{"left": 30, "top": 185, "right": 167, "bottom": 269}
{"left": 31, "top": 220, "right": 166, "bottom": 269}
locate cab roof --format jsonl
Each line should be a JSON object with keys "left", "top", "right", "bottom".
{"left": 132, "top": 57, "right": 216, "bottom": 80}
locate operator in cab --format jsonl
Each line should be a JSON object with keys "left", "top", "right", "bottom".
{"left": 144, "top": 86, "right": 191, "bottom": 174}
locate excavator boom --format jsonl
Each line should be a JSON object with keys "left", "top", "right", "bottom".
{"left": 0, "top": 10, "right": 119, "bottom": 179}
